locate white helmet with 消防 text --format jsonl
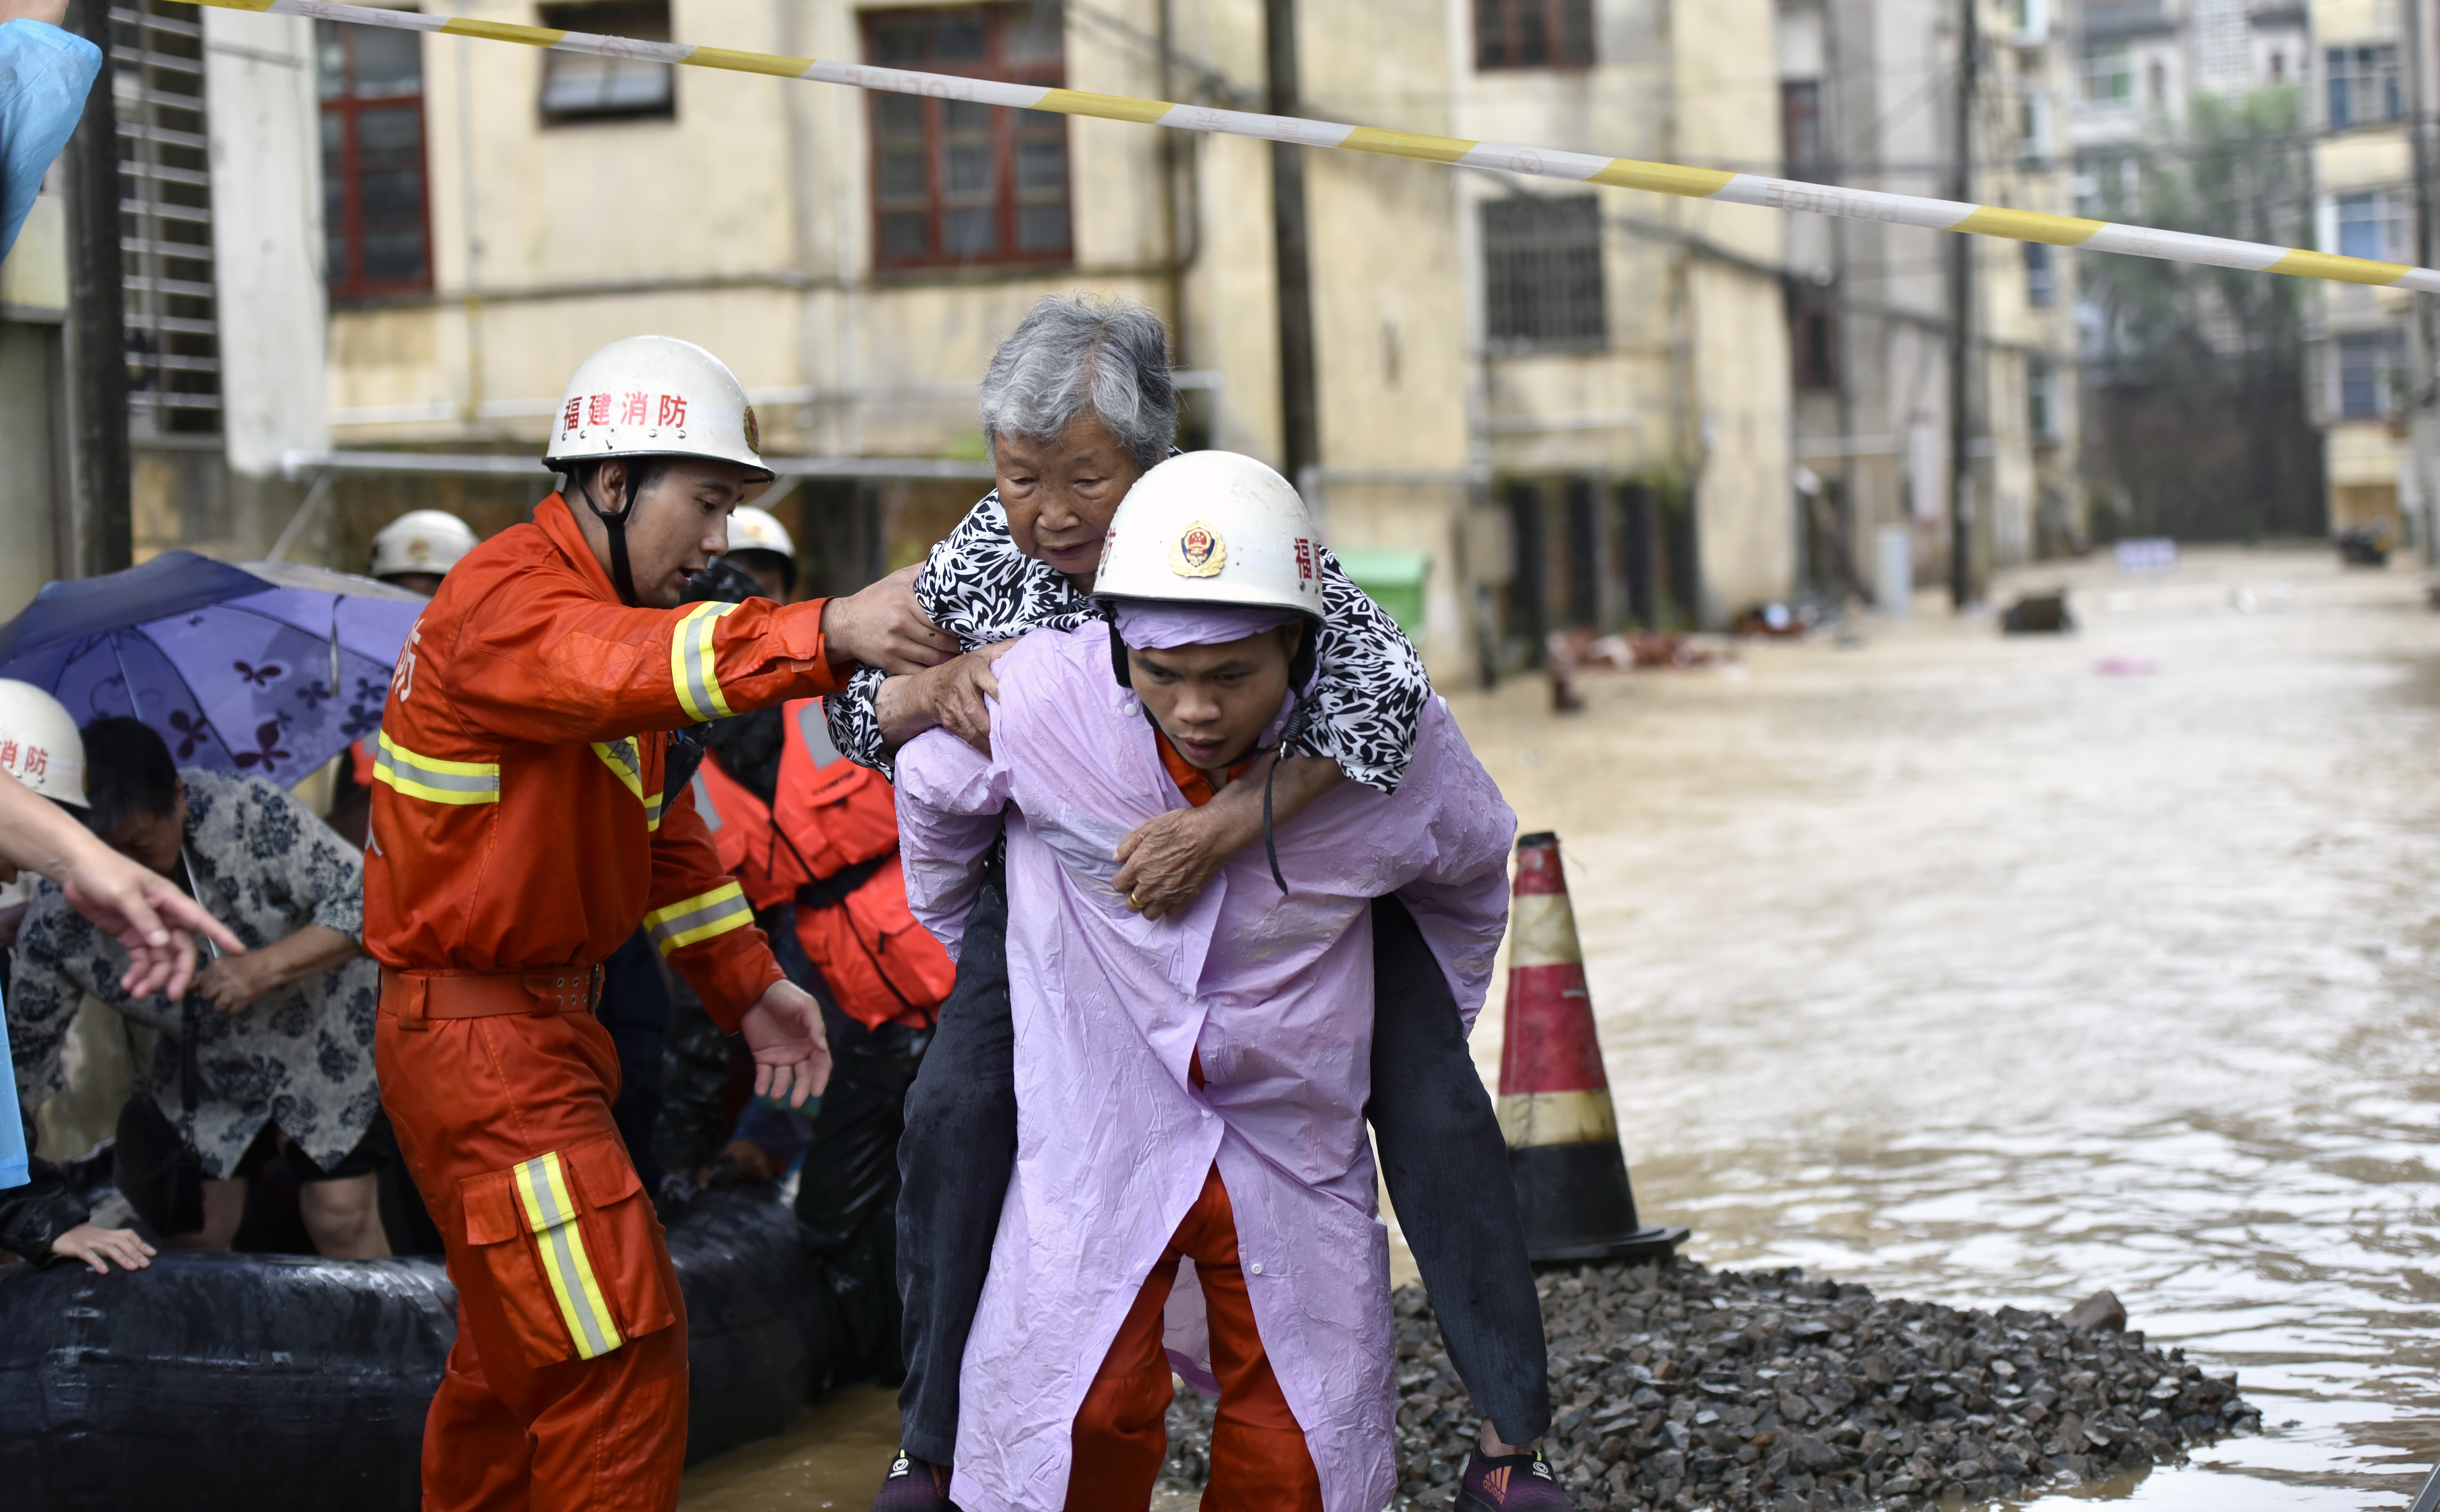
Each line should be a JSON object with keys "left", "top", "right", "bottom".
{"left": 725, "top": 504, "right": 795, "bottom": 561}
{"left": 369, "top": 509, "right": 479, "bottom": 582}
{"left": 544, "top": 335, "right": 772, "bottom": 481}
{"left": 1091, "top": 450, "right": 1325, "bottom": 622}
{"left": 543, "top": 335, "right": 775, "bottom": 605}
{"left": 0, "top": 679, "right": 88, "bottom": 809}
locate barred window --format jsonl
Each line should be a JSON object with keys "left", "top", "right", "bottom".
{"left": 2326, "top": 44, "right": 2399, "bottom": 128}
{"left": 1476, "top": 0, "right": 1594, "bottom": 70}
{"left": 539, "top": 0, "right": 674, "bottom": 122}
{"left": 1481, "top": 195, "right": 1605, "bottom": 350}
{"left": 2336, "top": 190, "right": 2408, "bottom": 262}
{"left": 1782, "top": 81, "right": 1825, "bottom": 181}
{"left": 116, "top": 0, "right": 221, "bottom": 435}
{"left": 2024, "top": 242, "right": 2056, "bottom": 307}
{"left": 2081, "top": 44, "right": 2132, "bottom": 103}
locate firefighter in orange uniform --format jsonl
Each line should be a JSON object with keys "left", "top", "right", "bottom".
{"left": 363, "top": 335, "right": 953, "bottom": 1511}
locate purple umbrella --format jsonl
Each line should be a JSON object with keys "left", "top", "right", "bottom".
{"left": 0, "top": 552, "right": 427, "bottom": 784}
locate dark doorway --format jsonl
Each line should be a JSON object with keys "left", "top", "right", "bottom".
{"left": 1506, "top": 480, "right": 1549, "bottom": 656}
{"left": 1620, "top": 482, "right": 1658, "bottom": 629}
{"left": 1563, "top": 477, "right": 1601, "bottom": 627}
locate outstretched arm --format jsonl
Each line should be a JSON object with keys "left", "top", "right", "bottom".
{"left": 0, "top": 772, "right": 243, "bottom": 999}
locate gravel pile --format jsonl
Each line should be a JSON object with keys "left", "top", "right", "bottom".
{"left": 1159, "top": 1258, "right": 2259, "bottom": 1510}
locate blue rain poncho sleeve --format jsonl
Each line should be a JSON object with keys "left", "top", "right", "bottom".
{"left": 0, "top": 18, "right": 103, "bottom": 262}
{"left": 0, "top": 982, "right": 24, "bottom": 1189}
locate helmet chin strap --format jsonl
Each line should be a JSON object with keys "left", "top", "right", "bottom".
{"left": 577, "top": 465, "right": 644, "bottom": 607}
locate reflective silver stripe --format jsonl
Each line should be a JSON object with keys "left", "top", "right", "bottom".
{"left": 794, "top": 700, "right": 843, "bottom": 769}
{"left": 644, "top": 882, "right": 753, "bottom": 954}
{"left": 691, "top": 770, "right": 722, "bottom": 831}
{"left": 374, "top": 731, "right": 500, "bottom": 804}
{"left": 672, "top": 602, "right": 739, "bottom": 723}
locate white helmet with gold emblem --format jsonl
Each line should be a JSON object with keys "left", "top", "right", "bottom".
{"left": 1091, "top": 450, "right": 1325, "bottom": 620}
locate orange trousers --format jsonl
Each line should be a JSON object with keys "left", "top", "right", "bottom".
{"left": 1064, "top": 1164, "right": 1322, "bottom": 1512}
{"left": 378, "top": 989, "right": 689, "bottom": 1512}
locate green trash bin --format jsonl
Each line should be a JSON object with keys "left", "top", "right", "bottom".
{"left": 1334, "top": 548, "right": 1430, "bottom": 637}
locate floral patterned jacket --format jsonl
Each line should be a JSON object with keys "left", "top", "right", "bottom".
{"left": 7, "top": 769, "right": 382, "bottom": 1177}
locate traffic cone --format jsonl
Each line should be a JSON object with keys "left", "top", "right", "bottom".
{"left": 1498, "top": 831, "right": 1687, "bottom": 1263}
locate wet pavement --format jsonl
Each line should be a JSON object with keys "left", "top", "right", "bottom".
{"left": 683, "top": 544, "right": 2440, "bottom": 1510}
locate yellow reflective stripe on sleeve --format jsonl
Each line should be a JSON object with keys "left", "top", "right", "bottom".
{"left": 670, "top": 602, "right": 741, "bottom": 723}
{"left": 510, "top": 1152, "right": 625, "bottom": 1361}
{"left": 372, "top": 731, "right": 500, "bottom": 805}
{"left": 591, "top": 737, "right": 667, "bottom": 830}
{"left": 642, "top": 880, "right": 753, "bottom": 955}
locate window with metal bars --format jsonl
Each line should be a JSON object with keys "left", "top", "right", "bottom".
{"left": 1480, "top": 194, "right": 1606, "bottom": 350}
{"left": 1781, "top": 80, "right": 1825, "bottom": 181}
{"left": 318, "top": 17, "right": 433, "bottom": 297}
{"left": 1475, "top": 0, "right": 1594, "bottom": 69}
{"left": 113, "top": 0, "right": 221, "bottom": 435}
{"left": 862, "top": 4, "right": 1071, "bottom": 272}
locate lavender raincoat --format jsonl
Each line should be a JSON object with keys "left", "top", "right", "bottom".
{"left": 894, "top": 622, "right": 1515, "bottom": 1512}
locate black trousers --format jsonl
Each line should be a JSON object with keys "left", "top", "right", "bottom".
{"left": 892, "top": 857, "right": 1551, "bottom": 1460}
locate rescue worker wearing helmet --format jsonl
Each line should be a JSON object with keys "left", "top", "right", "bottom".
{"left": 720, "top": 504, "right": 798, "bottom": 601}
{"left": 0, "top": 682, "right": 161, "bottom": 1276}
{"left": 891, "top": 453, "right": 1516, "bottom": 1510}
{"left": 833, "top": 296, "right": 1556, "bottom": 1512}
{"left": 369, "top": 508, "right": 481, "bottom": 597}
{"left": 361, "top": 334, "right": 953, "bottom": 1511}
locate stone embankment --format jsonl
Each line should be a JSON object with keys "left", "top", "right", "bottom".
{"left": 1160, "top": 1259, "right": 2258, "bottom": 1510}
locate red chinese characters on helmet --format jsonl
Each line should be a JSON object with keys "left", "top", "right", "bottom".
{"left": 586, "top": 392, "right": 613, "bottom": 426}
{"left": 562, "top": 398, "right": 582, "bottom": 436}
{"left": 1294, "top": 538, "right": 1315, "bottom": 581}
{"left": 21, "top": 746, "right": 47, "bottom": 779}
{"left": 619, "top": 391, "right": 650, "bottom": 426}
{"left": 657, "top": 393, "right": 687, "bottom": 428}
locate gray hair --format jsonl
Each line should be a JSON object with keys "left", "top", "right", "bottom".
{"left": 978, "top": 295, "right": 1177, "bottom": 470}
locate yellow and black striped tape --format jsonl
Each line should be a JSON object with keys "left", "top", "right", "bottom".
{"left": 181, "top": 0, "right": 2438, "bottom": 292}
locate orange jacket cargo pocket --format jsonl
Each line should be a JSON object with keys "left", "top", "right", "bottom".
{"left": 458, "top": 1137, "right": 678, "bottom": 1366}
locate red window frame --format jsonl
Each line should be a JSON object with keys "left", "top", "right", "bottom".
{"left": 861, "top": 4, "right": 1073, "bottom": 274}
{"left": 1475, "top": 0, "right": 1596, "bottom": 70}
{"left": 320, "top": 22, "right": 434, "bottom": 299}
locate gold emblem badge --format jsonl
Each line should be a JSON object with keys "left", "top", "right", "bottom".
{"left": 1170, "top": 523, "right": 1225, "bottom": 578}
{"left": 741, "top": 405, "right": 760, "bottom": 452}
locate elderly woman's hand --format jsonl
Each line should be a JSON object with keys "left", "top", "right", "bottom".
{"left": 878, "top": 639, "right": 1018, "bottom": 753}
{"left": 49, "top": 1224, "right": 156, "bottom": 1275}
{"left": 1113, "top": 801, "right": 1258, "bottom": 922}
{"left": 820, "top": 565, "right": 958, "bottom": 677}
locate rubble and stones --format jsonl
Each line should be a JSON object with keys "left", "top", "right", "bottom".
{"left": 1158, "top": 1259, "right": 2259, "bottom": 1510}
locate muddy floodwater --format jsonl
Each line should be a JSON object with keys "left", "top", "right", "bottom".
{"left": 683, "top": 545, "right": 2440, "bottom": 1510}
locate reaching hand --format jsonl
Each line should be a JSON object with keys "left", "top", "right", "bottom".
{"left": 0, "top": 0, "right": 75, "bottom": 28}
{"left": 56, "top": 847, "right": 246, "bottom": 1000}
{"left": 820, "top": 565, "right": 958, "bottom": 676}
{"left": 737, "top": 979, "right": 832, "bottom": 1107}
{"left": 193, "top": 951, "right": 279, "bottom": 1015}
{"left": 923, "top": 640, "right": 1019, "bottom": 753}
{"left": 50, "top": 1223, "right": 156, "bottom": 1275}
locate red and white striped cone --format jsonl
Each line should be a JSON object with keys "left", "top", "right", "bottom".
{"left": 1498, "top": 831, "right": 1687, "bottom": 1263}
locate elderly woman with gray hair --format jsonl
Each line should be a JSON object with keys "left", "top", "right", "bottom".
{"left": 829, "top": 294, "right": 1565, "bottom": 1512}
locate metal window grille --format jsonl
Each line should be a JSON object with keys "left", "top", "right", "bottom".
{"left": 1481, "top": 195, "right": 1605, "bottom": 350}
{"left": 861, "top": 4, "right": 1070, "bottom": 272}
{"left": 1475, "top": 0, "right": 1595, "bottom": 70}
{"left": 2325, "top": 45, "right": 2400, "bottom": 128}
{"left": 113, "top": 0, "right": 221, "bottom": 435}
{"left": 2080, "top": 45, "right": 2132, "bottom": 103}
{"left": 1781, "top": 81, "right": 1825, "bottom": 181}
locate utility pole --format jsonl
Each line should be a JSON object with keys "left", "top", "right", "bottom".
{"left": 1265, "top": 0, "right": 1321, "bottom": 493}
{"left": 1946, "top": 0, "right": 1979, "bottom": 611}
{"left": 60, "top": 0, "right": 131, "bottom": 581}
{"left": 2403, "top": 0, "right": 2440, "bottom": 562}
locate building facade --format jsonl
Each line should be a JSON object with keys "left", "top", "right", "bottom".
{"left": 5, "top": 0, "right": 1803, "bottom": 668}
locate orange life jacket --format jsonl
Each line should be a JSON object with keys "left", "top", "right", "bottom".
{"left": 691, "top": 698, "right": 952, "bottom": 1030}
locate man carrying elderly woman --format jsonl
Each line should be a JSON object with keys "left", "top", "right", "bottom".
{"left": 834, "top": 294, "right": 1568, "bottom": 1512}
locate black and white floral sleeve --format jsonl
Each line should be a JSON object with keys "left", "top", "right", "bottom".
{"left": 1302, "top": 546, "right": 1429, "bottom": 793}
{"left": 824, "top": 487, "right": 1432, "bottom": 794}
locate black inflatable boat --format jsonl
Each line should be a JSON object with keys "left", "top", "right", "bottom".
{"left": 0, "top": 1190, "right": 829, "bottom": 1511}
